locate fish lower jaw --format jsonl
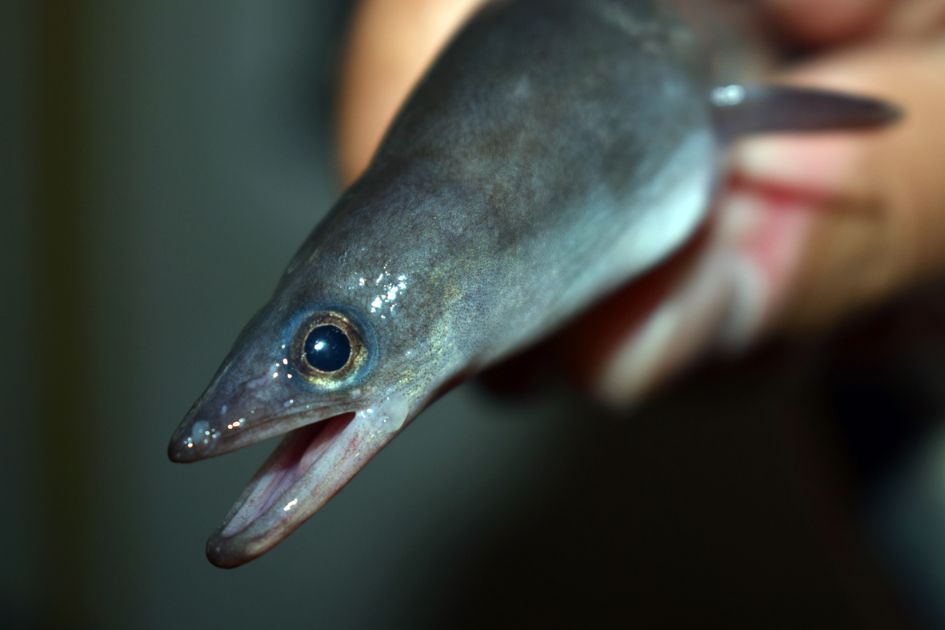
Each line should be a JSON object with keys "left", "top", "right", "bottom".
{"left": 220, "top": 412, "right": 356, "bottom": 538}
{"left": 205, "top": 397, "right": 410, "bottom": 568}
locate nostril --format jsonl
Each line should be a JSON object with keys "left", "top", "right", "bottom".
{"left": 167, "top": 418, "right": 220, "bottom": 462}
{"left": 188, "top": 420, "right": 211, "bottom": 447}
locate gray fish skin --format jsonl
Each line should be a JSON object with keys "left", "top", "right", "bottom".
{"left": 167, "top": 0, "right": 898, "bottom": 568}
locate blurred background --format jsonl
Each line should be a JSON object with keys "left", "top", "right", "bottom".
{"left": 6, "top": 1, "right": 945, "bottom": 628}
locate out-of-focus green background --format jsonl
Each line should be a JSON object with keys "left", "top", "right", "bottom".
{"left": 7, "top": 1, "right": 945, "bottom": 628}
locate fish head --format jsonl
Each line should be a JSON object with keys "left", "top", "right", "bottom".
{"left": 168, "top": 204, "right": 457, "bottom": 567}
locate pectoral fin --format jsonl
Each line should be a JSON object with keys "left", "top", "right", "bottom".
{"left": 711, "top": 84, "right": 902, "bottom": 142}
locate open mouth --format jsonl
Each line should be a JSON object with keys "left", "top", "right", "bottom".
{"left": 197, "top": 398, "right": 409, "bottom": 568}
{"left": 215, "top": 413, "right": 356, "bottom": 538}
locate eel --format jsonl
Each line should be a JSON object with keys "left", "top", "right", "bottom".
{"left": 167, "top": 0, "right": 899, "bottom": 568}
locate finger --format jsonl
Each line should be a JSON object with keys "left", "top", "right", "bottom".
{"left": 733, "top": 40, "right": 945, "bottom": 333}
{"left": 883, "top": 0, "right": 945, "bottom": 39}
{"left": 763, "top": 0, "right": 897, "bottom": 47}
{"left": 566, "top": 40, "right": 945, "bottom": 404}
{"left": 567, "top": 225, "right": 737, "bottom": 405}
{"left": 764, "top": 0, "right": 945, "bottom": 47}
{"left": 336, "top": 0, "right": 483, "bottom": 185}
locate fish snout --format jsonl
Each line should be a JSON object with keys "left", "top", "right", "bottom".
{"left": 167, "top": 395, "right": 259, "bottom": 462}
{"left": 167, "top": 410, "right": 226, "bottom": 463}
{"left": 167, "top": 380, "right": 358, "bottom": 463}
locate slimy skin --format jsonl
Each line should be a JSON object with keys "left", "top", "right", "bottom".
{"left": 167, "top": 0, "right": 898, "bottom": 568}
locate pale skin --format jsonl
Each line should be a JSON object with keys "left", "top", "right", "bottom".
{"left": 336, "top": 0, "right": 945, "bottom": 405}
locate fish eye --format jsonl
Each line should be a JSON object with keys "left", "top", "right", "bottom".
{"left": 295, "top": 311, "right": 368, "bottom": 386}
{"left": 304, "top": 325, "right": 350, "bottom": 373}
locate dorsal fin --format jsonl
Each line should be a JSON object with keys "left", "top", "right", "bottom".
{"left": 711, "top": 84, "right": 902, "bottom": 143}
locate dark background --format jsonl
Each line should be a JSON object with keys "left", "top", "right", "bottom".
{"left": 6, "top": 1, "right": 945, "bottom": 628}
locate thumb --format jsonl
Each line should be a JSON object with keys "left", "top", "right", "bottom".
{"left": 336, "top": 0, "right": 483, "bottom": 185}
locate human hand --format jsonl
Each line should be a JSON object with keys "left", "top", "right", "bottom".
{"left": 336, "top": 0, "right": 945, "bottom": 405}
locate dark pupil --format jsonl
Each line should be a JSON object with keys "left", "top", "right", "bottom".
{"left": 303, "top": 325, "right": 351, "bottom": 373}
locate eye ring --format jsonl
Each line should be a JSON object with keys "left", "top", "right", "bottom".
{"left": 294, "top": 311, "right": 368, "bottom": 387}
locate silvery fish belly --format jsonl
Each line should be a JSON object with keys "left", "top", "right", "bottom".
{"left": 167, "top": 0, "right": 899, "bottom": 568}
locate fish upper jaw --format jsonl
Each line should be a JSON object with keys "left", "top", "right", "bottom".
{"left": 166, "top": 355, "right": 364, "bottom": 463}
{"left": 167, "top": 397, "right": 357, "bottom": 463}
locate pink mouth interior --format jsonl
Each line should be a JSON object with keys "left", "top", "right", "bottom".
{"left": 220, "top": 412, "right": 356, "bottom": 537}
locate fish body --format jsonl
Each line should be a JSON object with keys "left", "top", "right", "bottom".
{"left": 168, "top": 0, "right": 898, "bottom": 567}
